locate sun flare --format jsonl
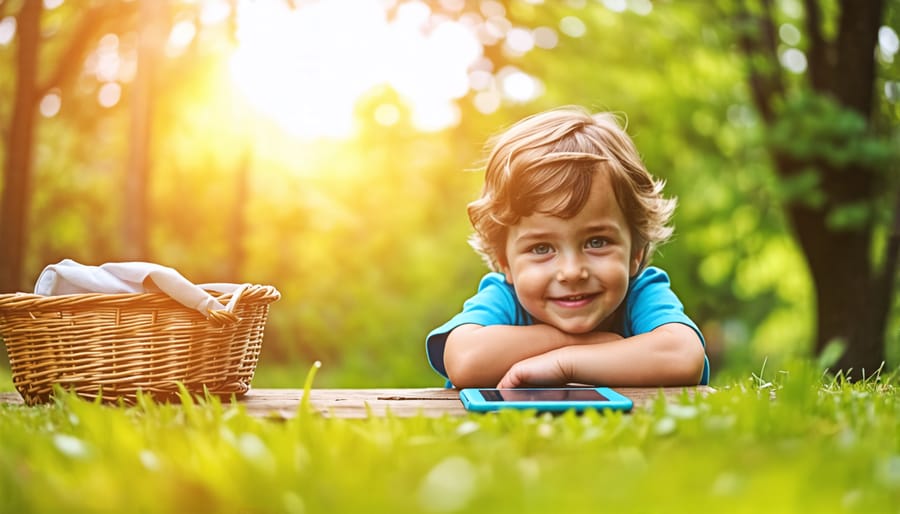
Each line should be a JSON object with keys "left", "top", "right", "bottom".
{"left": 229, "top": 0, "right": 483, "bottom": 138}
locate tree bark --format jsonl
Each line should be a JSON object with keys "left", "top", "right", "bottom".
{"left": 739, "top": 0, "right": 892, "bottom": 377}
{"left": 779, "top": 155, "right": 885, "bottom": 376}
{"left": 0, "top": 2, "right": 139, "bottom": 292}
{"left": 0, "top": 2, "right": 41, "bottom": 293}
{"left": 123, "top": 0, "right": 165, "bottom": 260}
{"left": 224, "top": 149, "right": 250, "bottom": 282}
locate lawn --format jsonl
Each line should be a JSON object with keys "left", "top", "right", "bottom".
{"left": 1, "top": 362, "right": 898, "bottom": 514}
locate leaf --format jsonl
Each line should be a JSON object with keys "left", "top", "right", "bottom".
{"left": 817, "top": 339, "right": 847, "bottom": 370}
{"left": 825, "top": 202, "right": 872, "bottom": 230}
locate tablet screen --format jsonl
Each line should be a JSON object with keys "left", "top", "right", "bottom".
{"left": 479, "top": 388, "right": 610, "bottom": 402}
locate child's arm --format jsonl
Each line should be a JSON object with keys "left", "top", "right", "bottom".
{"left": 495, "top": 322, "right": 706, "bottom": 388}
{"left": 443, "top": 323, "right": 623, "bottom": 388}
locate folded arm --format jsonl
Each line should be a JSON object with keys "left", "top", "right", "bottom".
{"left": 443, "top": 323, "right": 623, "bottom": 388}
{"left": 496, "top": 322, "right": 706, "bottom": 388}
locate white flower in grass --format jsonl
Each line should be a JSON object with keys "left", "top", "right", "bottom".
{"left": 455, "top": 420, "right": 479, "bottom": 436}
{"left": 53, "top": 434, "right": 88, "bottom": 458}
{"left": 238, "top": 433, "right": 268, "bottom": 459}
{"left": 139, "top": 449, "right": 160, "bottom": 471}
{"left": 418, "top": 456, "right": 477, "bottom": 512}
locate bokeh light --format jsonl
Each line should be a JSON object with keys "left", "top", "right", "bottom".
{"left": 779, "top": 47, "right": 807, "bottom": 73}
{"left": 97, "top": 82, "right": 121, "bottom": 108}
{"left": 39, "top": 91, "right": 62, "bottom": 118}
{"left": 229, "top": 0, "right": 488, "bottom": 138}
{"left": 0, "top": 17, "right": 15, "bottom": 46}
{"left": 559, "top": 16, "right": 587, "bottom": 38}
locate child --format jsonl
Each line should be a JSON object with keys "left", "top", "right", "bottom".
{"left": 426, "top": 106, "right": 709, "bottom": 389}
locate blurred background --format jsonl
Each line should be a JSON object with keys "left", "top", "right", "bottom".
{"left": 0, "top": 0, "right": 897, "bottom": 387}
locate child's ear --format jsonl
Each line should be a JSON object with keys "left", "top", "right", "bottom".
{"left": 630, "top": 246, "right": 646, "bottom": 277}
{"left": 498, "top": 259, "right": 513, "bottom": 284}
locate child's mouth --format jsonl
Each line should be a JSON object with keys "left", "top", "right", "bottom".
{"left": 551, "top": 293, "right": 597, "bottom": 306}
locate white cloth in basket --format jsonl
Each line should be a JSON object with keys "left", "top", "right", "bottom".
{"left": 34, "top": 259, "right": 240, "bottom": 317}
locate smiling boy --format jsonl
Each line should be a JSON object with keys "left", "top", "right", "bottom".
{"left": 426, "top": 106, "right": 709, "bottom": 389}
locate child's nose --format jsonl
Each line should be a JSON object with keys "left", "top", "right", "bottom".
{"left": 555, "top": 255, "right": 589, "bottom": 282}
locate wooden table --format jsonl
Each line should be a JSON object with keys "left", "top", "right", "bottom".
{"left": 0, "top": 386, "right": 713, "bottom": 419}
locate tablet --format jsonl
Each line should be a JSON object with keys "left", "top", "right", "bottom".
{"left": 459, "top": 387, "right": 633, "bottom": 413}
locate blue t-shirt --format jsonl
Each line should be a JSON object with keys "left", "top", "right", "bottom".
{"left": 426, "top": 266, "right": 710, "bottom": 385}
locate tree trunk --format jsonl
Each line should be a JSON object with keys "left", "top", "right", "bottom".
{"left": 225, "top": 149, "right": 250, "bottom": 282}
{"left": 0, "top": 2, "right": 41, "bottom": 293}
{"left": 737, "top": 0, "right": 892, "bottom": 377}
{"left": 123, "top": 0, "right": 164, "bottom": 260}
{"left": 801, "top": 0, "right": 888, "bottom": 376}
{"left": 780, "top": 157, "right": 886, "bottom": 376}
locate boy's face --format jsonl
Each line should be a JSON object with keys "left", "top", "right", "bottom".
{"left": 500, "top": 173, "right": 643, "bottom": 334}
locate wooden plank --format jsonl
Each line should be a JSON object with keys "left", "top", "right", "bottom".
{"left": 0, "top": 386, "right": 715, "bottom": 418}
{"left": 241, "top": 387, "right": 714, "bottom": 418}
{"left": 241, "top": 388, "right": 462, "bottom": 419}
{"left": 0, "top": 392, "right": 22, "bottom": 406}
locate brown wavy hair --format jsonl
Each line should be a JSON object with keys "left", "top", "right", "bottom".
{"left": 467, "top": 106, "right": 676, "bottom": 274}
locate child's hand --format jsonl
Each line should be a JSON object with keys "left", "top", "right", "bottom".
{"left": 496, "top": 332, "right": 623, "bottom": 388}
{"left": 496, "top": 348, "right": 571, "bottom": 388}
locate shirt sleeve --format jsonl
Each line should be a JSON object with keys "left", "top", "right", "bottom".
{"left": 425, "top": 273, "right": 521, "bottom": 380}
{"left": 626, "top": 267, "right": 710, "bottom": 385}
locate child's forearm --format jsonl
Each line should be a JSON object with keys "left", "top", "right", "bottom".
{"left": 497, "top": 323, "right": 706, "bottom": 388}
{"left": 444, "top": 323, "right": 569, "bottom": 388}
{"left": 444, "top": 323, "right": 623, "bottom": 388}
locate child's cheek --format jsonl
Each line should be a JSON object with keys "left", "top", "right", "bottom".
{"left": 510, "top": 266, "right": 549, "bottom": 299}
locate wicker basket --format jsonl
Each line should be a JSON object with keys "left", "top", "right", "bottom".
{"left": 0, "top": 284, "right": 280, "bottom": 405}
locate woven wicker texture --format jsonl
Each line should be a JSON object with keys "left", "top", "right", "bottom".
{"left": 0, "top": 284, "right": 280, "bottom": 405}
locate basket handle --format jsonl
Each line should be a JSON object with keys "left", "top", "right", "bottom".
{"left": 206, "top": 283, "right": 250, "bottom": 327}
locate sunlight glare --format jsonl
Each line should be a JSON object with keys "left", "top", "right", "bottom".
{"left": 532, "top": 26, "right": 558, "bottom": 49}
{"left": 779, "top": 47, "right": 807, "bottom": 73}
{"left": 559, "top": 16, "right": 586, "bottom": 38}
{"left": 879, "top": 26, "right": 899, "bottom": 56}
{"left": 93, "top": 34, "right": 120, "bottom": 82}
{"left": 628, "top": 0, "right": 653, "bottom": 16}
{"left": 200, "top": 0, "right": 231, "bottom": 26}
{"left": 500, "top": 67, "right": 541, "bottom": 103}
{"left": 412, "top": 101, "right": 460, "bottom": 132}
{"left": 40, "top": 91, "right": 62, "bottom": 118}
{"left": 778, "top": 23, "right": 801, "bottom": 46}
{"left": 166, "top": 20, "right": 196, "bottom": 57}
{"left": 374, "top": 104, "right": 401, "bottom": 127}
{"left": 474, "top": 90, "right": 501, "bottom": 114}
{"left": 602, "top": 0, "right": 627, "bottom": 13}
{"left": 98, "top": 82, "right": 121, "bottom": 108}
{"left": 229, "top": 0, "right": 483, "bottom": 138}
{"left": 504, "top": 27, "right": 534, "bottom": 55}
{"left": 0, "top": 17, "right": 15, "bottom": 46}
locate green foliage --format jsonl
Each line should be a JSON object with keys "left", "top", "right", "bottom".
{"left": 772, "top": 167, "right": 826, "bottom": 207}
{"left": 825, "top": 201, "right": 875, "bottom": 232}
{"left": 0, "top": 363, "right": 898, "bottom": 513}
{"left": 0, "top": 364, "right": 10, "bottom": 392}
{"left": 1, "top": 0, "right": 898, "bottom": 386}
{"left": 769, "top": 92, "right": 898, "bottom": 170}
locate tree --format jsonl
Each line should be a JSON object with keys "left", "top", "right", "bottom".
{"left": 0, "top": 1, "right": 138, "bottom": 292}
{"left": 0, "top": 0, "right": 40, "bottom": 293}
{"left": 733, "top": 0, "right": 898, "bottom": 376}
{"left": 122, "top": 0, "right": 165, "bottom": 261}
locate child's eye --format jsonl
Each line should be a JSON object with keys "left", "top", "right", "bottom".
{"left": 530, "top": 244, "right": 552, "bottom": 255}
{"left": 586, "top": 237, "right": 607, "bottom": 249}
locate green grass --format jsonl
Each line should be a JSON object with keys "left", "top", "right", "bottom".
{"left": 0, "top": 365, "right": 11, "bottom": 392}
{"left": 1, "top": 362, "right": 898, "bottom": 514}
